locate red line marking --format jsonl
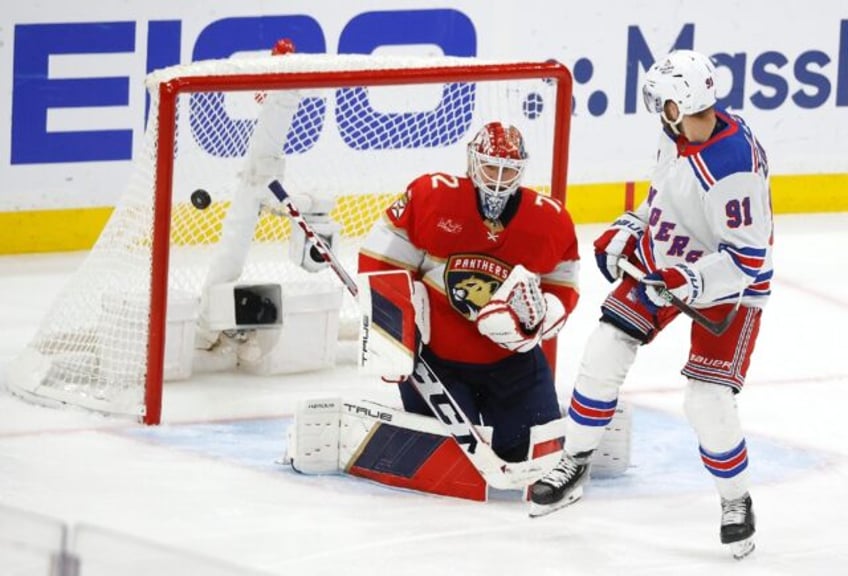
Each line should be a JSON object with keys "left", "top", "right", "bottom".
{"left": 625, "top": 181, "right": 635, "bottom": 211}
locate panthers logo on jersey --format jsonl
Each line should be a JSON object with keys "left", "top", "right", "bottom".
{"left": 445, "top": 254, "right": 512, "bottom": 320}
{"left": 388, "top": 191, "right": 409, "bottom": 222}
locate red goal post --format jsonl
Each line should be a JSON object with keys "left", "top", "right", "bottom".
{"left": 8, "top": 51, "right": 573, "bottom": 424}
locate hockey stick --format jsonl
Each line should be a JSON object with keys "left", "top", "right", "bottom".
{"left": 267, "top": 180, "right": 359, "bottom": 297}
{"left": 267, "top": 179, "right": 554, "bottom": 489}
{"left": 618, "top": 259, "right": 739, "bottom": 336}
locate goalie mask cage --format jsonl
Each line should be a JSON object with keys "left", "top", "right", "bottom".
{"left": 6, "top": 52, "right": 573, "bottom": 424}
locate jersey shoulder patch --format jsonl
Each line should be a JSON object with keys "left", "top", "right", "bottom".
{"left": 686, "top": 111, "right": 759, "bottom": 191}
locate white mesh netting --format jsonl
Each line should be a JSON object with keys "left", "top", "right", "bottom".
{"left": 6, "top": 52, "right": 569, "bottom": 420}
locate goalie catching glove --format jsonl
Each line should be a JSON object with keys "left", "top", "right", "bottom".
{"left": 476, "top": 264, "right": 567, "bottom": 353}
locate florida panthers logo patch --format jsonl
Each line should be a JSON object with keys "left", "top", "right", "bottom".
{"left": 388, "top": 192, "right": 409, "bottom": 222}
{"left": 445, "top": 254, "right": 512, "bottom": 320}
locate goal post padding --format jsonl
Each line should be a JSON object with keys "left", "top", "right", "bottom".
{"left": 6, "top": 53, "right": 573, "bottom": 424}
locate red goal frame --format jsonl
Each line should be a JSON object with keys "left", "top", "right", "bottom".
{"left": 146, "top": 61, "right": 573, "bottom": 424}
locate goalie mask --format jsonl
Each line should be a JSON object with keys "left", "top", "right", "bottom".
{"left": 642, "top": 49, "right": 716, "bottom": 128}
{"left": 467, "top": 122, "right": 528, "bottom": 220}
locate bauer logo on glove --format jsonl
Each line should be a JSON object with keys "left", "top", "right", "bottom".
{"left": 637, "top": 263, "right": 703, "bottom": 312}
{"left": 593, "top": 211, "right": 646, "bottom": 283}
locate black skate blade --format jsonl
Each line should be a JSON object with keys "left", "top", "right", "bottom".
{"left": 528, "top": 487, "right": 583, "bottom": 518}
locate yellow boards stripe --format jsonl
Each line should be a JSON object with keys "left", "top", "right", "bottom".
{"left": 1, "top": 174, "right": 845, "bottom": 254}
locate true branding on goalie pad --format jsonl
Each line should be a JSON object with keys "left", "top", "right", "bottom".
{"left": 282, "top": 396, "right": 632, "bottom": 500}
{"left": 357, "top": 271, "right": 429, "bottom": 379}
{"left": 283, "top": 397, "right": 488, "bottom": 501}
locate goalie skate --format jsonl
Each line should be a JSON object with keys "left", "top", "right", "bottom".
{"left": 528, "top": 451, "right": 592, "bottom": 518}
{"left": 721, "top": 493, "right": 756, "bottom": 560}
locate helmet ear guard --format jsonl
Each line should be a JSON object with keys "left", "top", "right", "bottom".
{"left": 467, "top": 122, "right": 528, "bottom": 220}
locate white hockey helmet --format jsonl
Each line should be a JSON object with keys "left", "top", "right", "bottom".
{"left": 642, "top": 50, "right": 717, "bottom": 121}
{"left": 467, "top": 122, "right": 528, "bottom": 220}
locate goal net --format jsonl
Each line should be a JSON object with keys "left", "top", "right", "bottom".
{"left": 6, "top": 49, "right": 573, "bottom": 423}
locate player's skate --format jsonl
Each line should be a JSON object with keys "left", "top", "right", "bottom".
{"left": 528, "top": 450, "right": 592, "bottom": 518}
{"left": 720, "top": 493, "right": 756, "bottom": 559}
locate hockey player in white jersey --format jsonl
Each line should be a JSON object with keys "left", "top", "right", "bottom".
{"left": 530, "top": 50, "right": 772, "bottom": 560}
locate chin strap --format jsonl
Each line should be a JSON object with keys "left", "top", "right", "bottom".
{"left": 662, "top": 110, "right": 683, "bottom": 135}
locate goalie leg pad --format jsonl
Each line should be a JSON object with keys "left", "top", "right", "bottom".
{"left": 521, "top": 417, "right": 566, "bottom": 498}
{"left": 285, "top": 398, "right": 488, "bottom": 501}
{"left": 523, "top": 407, "right": 632, "bottom": 483}
{"left": 284, "top": 397, "right": 343, "bottom": 475}
{"left": 341, "top": 401, "right": 487, "bottom": 501}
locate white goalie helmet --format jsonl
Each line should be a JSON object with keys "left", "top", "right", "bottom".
{"left": 642, "top": 49, "right": 717, "bottom": 124}
{"left": 467, "top": 122, "right": 528, "bottom": 220}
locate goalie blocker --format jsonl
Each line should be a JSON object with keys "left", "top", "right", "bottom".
{"left": 357, "top": 270, "right": 430, "bottom": 380}
{"left": 282, "top": 397, "right": 632, "bottom": 501}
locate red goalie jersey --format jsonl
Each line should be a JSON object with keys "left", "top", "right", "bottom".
{"left": 358, "top": 172, "right": 580, "bottom": 365}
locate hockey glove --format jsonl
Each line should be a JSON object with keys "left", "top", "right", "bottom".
{"left": 637, "top": 264, "right": 703, "bottom": 313}
{"left": 357, "top": 270, "right": 428, "bottom": 381}
{"left": 538, "top": 293, "right": 567, "bottom": 341}
{"left": 477, "top": 265, "right": 554, "bottom": 353}
{"left": 594, "top": 212, "right": 646, "bottom": 283}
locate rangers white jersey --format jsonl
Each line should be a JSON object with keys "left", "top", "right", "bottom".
{"left": 633, "top": 109, "right": 773, "bottom": 308}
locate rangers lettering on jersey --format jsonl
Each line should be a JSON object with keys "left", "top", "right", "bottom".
{"left": 634, "top": 109, "right": 773, "bottom": 307}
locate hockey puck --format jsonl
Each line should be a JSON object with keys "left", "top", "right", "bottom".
{"left": 190, "top": 189, "right": 212, "bottom": 210}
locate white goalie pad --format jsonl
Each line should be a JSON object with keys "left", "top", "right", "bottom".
{"left": 283, "top": 397, "right": 344, "bottom": 474}
{"left": 286, "top": 396, "right": 624, "bottom": 500}
{"left": 283, "top": 397, "right": 451, "bottom": 474}
{"left": 337, "top": 400, "right": 453, "bottom": 469}
{"left": 527, "top": 417, "right": 566, "bottom": 466}
{"left": 283, "top": 397, "right": 493, "bottom": 501}
{"left": 525, "top": 405, "right": 631, "bottom": 481}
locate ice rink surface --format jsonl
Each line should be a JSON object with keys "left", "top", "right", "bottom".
{"left": 1, "top": 213, "right": 847, "bottom": 575}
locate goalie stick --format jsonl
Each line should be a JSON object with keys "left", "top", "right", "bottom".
{"left": 617, "top": 258, "right": 739, "bottom": 336}
{"left": 267, "top": 180, "right": 359, "bottom": 297}
{"left": 267, "top": 179, "right": 554, "bottom": 489}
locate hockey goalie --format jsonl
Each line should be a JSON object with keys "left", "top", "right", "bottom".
{"left": 283, "top": 123, "right": 631, "bottom": 501}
